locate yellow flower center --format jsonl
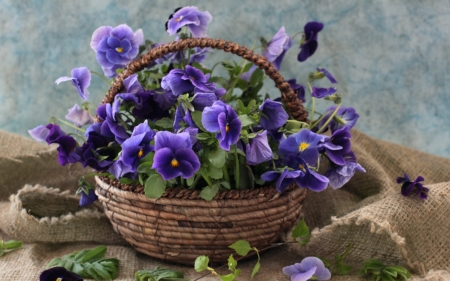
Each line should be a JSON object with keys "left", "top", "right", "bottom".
{"left": 171, "top": 159, "right": 179, "bottom": 168}
{"left": 226, "top": 125, "right": 230, "bottom": 133}
{"left": 298, "top": 142, "right": 310, "bottom": 152}
{"left": 298, "top": 164, "right": 305, "bottom": 171}
{"left": 137, "top": 149, "right": 144, "bottom": 158}
{"left": 116, "top": 47, "right": 123, "bottom": 53}
{"left": 56, "top": 278, "right": 63, "bottom": 281}
{"left": 175, "top": 16, "right": 183, "bottom": 22}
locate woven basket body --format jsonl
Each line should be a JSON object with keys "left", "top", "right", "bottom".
{"left": 96, "top": 176, "right": 307, "bottom": 264}
{"left": 95, "top": 38, "right": 310, "bottom": 264}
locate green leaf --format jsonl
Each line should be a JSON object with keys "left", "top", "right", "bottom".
{"left": 228, "top": 254, "right": 237, "bottom": 271}
{"left": 229, "top": 240, "right": 252, "bottom": 256}
{"left": 155, "top": 117, "right": 174, "bottom": 129}
{"left": 220, "top": 273, "right": 236, "bottom": 281}
{"left": 119, "top": 177, "right": 138, "bottom": 184}
{"left": 251, "top": 261, "right": 260, "bottom": 279}
{"left": 238, "top": 115, "right": 255, "bottom": 127}
{"left": 3, "top": 240, "right": 23, "bottom": 250}
{"left": 196, "top": 133, "right": 211, "bottom": 141}
{"left": 250, "top": 68, "right": 264, "bottom": 86}
{"left": 291, "top": 219, "right": 310, "bottom": 240}
{"left": 194, "top": 255, "right": 209, "bottom": 272}
{"left": 80, "top": 246, "right": 107, "bottom": 263}
{"left": 0, "top": 248, "right": 4, "bottom": 257}
{"left": 218, "top": 181, "right": 231, "bottom": 189}
{"left": 83, "top": 263, "right": 104, "bottom": 280}
{"left": 191, "top": 111, "right": 207, "bottom": 132}
{"left": 336, "top": 264, "right": 352, "bottom": 275}
{"left": 209, "top": 76, "right": 228, "bottom": 86}
{"left": 91, "top": 261, "right": 113, "bottom": 280}
{"left": 186, "top": 176, "right": 195, "bottom": 187}
{"left": 200, "top": 185, "right": 219, "bottom": 201}
{"left": 137, "top": 161, "right": 154, "bottom": 174}
{"left": 237, "top": 99, "right": 246, "bottom": 114}
{"left": 208, "top": 165, "right": 223, "bottom": 179}
{"left": 145, "top": 174, "right": 166, "bottom": 198}
{"left": 209, "top": 148, "right": 227, "bottom": 168}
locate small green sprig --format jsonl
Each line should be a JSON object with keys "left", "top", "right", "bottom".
{"left": 321, "top": 244, "right": 353, "bottom": 275}
{"left": 359, "top": 259, "right": 411, "bottom": 281}
{"left": 46, "top": 245, "right": 119, "bottom": 280}
{"left": 291, "top": 219, "right": 311, "bottom": 246}
{"left": 0, "top": 240, "right": 23, "bottom": 257}
{"left": 135, "top": 266, "right": 187, "bottom": 281}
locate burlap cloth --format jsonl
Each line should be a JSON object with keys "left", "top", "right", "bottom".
{"left": 0, "top": 129, "right": 449, "bottom": 280}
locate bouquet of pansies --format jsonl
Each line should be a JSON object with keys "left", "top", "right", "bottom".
{"left": 29, "top": 6, "right": 364, "bottom": 207}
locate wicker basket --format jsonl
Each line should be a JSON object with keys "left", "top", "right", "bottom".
{"left": 95, "top": 38, "right": 310, "bottom": 265}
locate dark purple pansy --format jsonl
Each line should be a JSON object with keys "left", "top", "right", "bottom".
{"left": 28, "top": 125, "right": 50, "bottom": 142}
{"left": 161, "top": 69, "right": 193, "bottom": 96}
{"left": 152, "top": 131, "right": 200, "bottom": 180}
{"left": 79, "top": 189, "right": 98, "bottom": 207}
{"left": 45, "top": 124, "right": 80, "bottom": 166}
{"left": 262, "top": 26, "right": 292, "bottom": 70}
{"left": 325, "top": 151, "right": 365, "bottom": 189}
{"left": 283, "top": 257, "right": 331, "bottom": 281}
{"left": 40, "top": 267, "right": 83, "bottom": 281}
{"left": 259, "top": 98, "right": 289, "bottom": 131}
{"left": 65, "top": 104, "right": 93, "bottom": 127}
{"left": 90, "top": 24, "right": 143, "bottom": 77}
{"left": 278, "top": 129, "right": 325, "bottom": 166}
{"left": 246, "top": 130, "right": 273, "bottom": 165}
{"left": 317, "top": 68, "right": 337, "bottom": 84}
{"left": 397, "top": 173, "right": 429, "bottom": 200}
{"left": 55, "top": 67, "right": 91, "bottom": 100}
{"left": 202, "top": 101, "right": 242, "bottom": 150}
{"left": 102, "top": 99, "right": 130, "bottom": 144}
{"left": 319, "top": 106, "right": 360, "bottom": 133}
{"left": 288, "top": 79, "right": 306, "bottom": 103}
{"left": 319, "top": 126, "right": 351, "bottom": 166}
{"left": 284, "top": 155, "right": 329, "bottom": 192}
{"left": 261, "top": 168, "right": 302, "bottom": 193}
{"left": 166, "top": 6, "right": 212, "bottom": 38}
{"left": 298, "top": 21, "right": 324, "bottom": 62}
{"left": 311, "top": 86, "right": 337, "bottom": 99}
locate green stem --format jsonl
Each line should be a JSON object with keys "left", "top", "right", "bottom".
{"left": 316, "top": 104, "right": 342, "bottom": 134}
{"left": 90, "top": 70, "right": 111, "bottom": 86}
{"left": 55, "top": 118, "right": 86, "bottom": 133}
{"left": 209, "top": 61, "right": 223, "bottom": 75}
{"left": 291, "top": 31, "right": 304, "bottom": 41}
{"left": 190, "top": 174, "right": 202, "bottom": 189}
{"left": 234, "top": 145, "right": 240, "bottom": 189}
{"left": 180, "top": 177, "right": 185, "bottom": 188}
{"left": 307, "top": 82, "right": 315, "bottom": 127}
{"left": 222, "top": 165, "right": 230, "bottom": 183}
{"left": 310, "top": 110, "right": 332, "bottom": 129}
{"left": 202, "top": 173, "right": 213, "bottom": 187}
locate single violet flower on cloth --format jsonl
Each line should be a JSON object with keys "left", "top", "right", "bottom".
{"left": 40, "top": 266, "right": 83, "bottom": 281}
{"left": 152, "top": 131, "right": 200, "bottom": 180}
{"left": 90, "top": 24, "right": 143, "bottom": 77}
{"left": 202, "top": 101, "right": 242, "bottom": 150}
{"left": 166, "top": 6, "right": 212, "bottom": 38}
{"left": 397, "top": 173, "right": 429, "bottom": 199}
{"left": 262, "top": 26, "right": 292, "bottom": 70}
{"left": 283, "top": 257, "right": 331, "bottom": 281}
{"left": 55, "top": 67, "right": 91, "bottom": 100}
{"left": 259, "top": 98, "right": 289, "bottom": 131}
{"left": 279, "top": 129, "right": 325, "bottom": 166}
{"left": 65, "top": 104, "right": 93, "bottom": 127}
{"left": 298, "top": 21, "right": 324, "bottom": 62}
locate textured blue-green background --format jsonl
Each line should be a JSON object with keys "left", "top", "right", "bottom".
{"left": 1, "top": 0, "right": 450, "bottom": 157}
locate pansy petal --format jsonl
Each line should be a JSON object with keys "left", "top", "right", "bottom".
{"left": 55, "top": 76, "right": 74, "bottom": 84}
{"left": 90, "top": 25, "right": 113, "bottom": 51}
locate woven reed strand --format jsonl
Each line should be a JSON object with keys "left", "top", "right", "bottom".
{"left": 102, "top": 38, "right": 308, "bottom": 122}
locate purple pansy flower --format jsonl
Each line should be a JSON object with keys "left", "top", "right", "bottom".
{"left": 28, "top": 125, "right": 50, "bottom": 142}
{"left": 279, "top": 129, "right": 325, "bottom": 166}
{"left": 202, "top": 101, "right": 242, "bottom": 150}
{"left": 298, "top": 21, "right": 324, "bottom": 62}
{"left": 311, "top": 86, "right": 337, "bottom": 99}
{"left": 79, "top": 189, "right": 98, "bottom": 207}
{"left": 320, "top": 126, "right": 351, "bottom": 166}
{"left": 319, "top": 106, "right": 360, "bottom": 133}
{"left": 262, "top": 26, "right": 292, "bottom": 70}
{"left": 120, "top": 121, "right": 155, "bottom": 171}
{"left": 325, "top": 151, "right": 365, "bottom": 189}
{"left": 284, "top": 155, "right": 329, "bottom": 192}
{"left": 288, "top": 79, "right": 306, "bottom": 103}
{"left": 55, "top": 67, "right": 91, "bottom": 100}
{"left": 283, "top": 257, "right": 331, "bottom": 281}
{"left": 90, "top": 24, "right": 143, "bottom": 77}
{"left": 65, "top": 104, "right": 93, "bottom": 127}
{"left": 108, "top": 159, "right": 136, "bottom": 179}
{"left": 161, "top": 65, "right": 211, "bottom": 97}
{"left": 259, "top": 98, "right": 289, "bottom": 131}
{"left": 40, "top": 266, "right": 83, "bottom": 281}
{"left": 123, "top": 73, "right": 144, "bottom": 94}
{"left": 246, "top": 130, "right": 273, "bottom": 165}
{"left": 152, "top": 131, "right": 200, "bottom": 180}
{"left": 317, "top": 68, "right": 337, "bottom": 84}
{"left": 45, "top": 124, "right": 80, "bottom": 166}
{"left": 102, "top": 99, "right": 130, "bottom": 144}
{"left": 261, "top": 168, "right": 302, "bottom": 193}
{"left": 166, "top": 6, "right": 212, "bottom": 38}
{"left": 396, "top": 173, "right": 429, "bottom": 200}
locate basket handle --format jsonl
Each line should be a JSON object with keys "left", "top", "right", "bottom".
{"left": 103, "top": 38, "right": 308, "bottom": 122}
